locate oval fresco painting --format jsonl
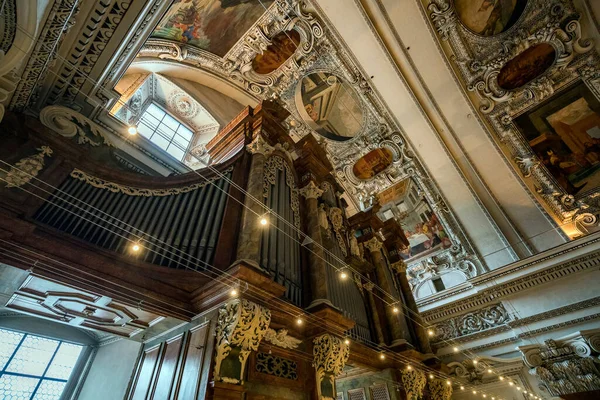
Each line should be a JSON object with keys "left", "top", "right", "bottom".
{"left": 252, "top": 30, "right": 301, "bottom": 75}
{"left": 454, "top": 0, "right": 527, "bottom": 36}
{"left": 353, "top": 148, "right": 394, "bottom": 180}
{"left": 497, "top": 43, "right": 556, "bottom": 90}
{"left": 299, "top": 72, "right": 364, "bottom": 141}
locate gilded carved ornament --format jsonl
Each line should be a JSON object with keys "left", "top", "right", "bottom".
{"left": 363, "top": 237, "right": 383, "bottom": 253}
{"left": 263, "top": 328, "right": 302, "bottom": 349}
{"left": 3, "top": 146, "right": 53, "bottom": 188}
{"left": 312, "top": 334, "right": 350, "bottom": 400}
{"left": 428, "top": 378, "right": 453, "bottom": 400}
{"left": 401, "top": 368, "right": 427, "bottom": 400}
{"left": 70, "top": 168, "right": 232, "bottom": 197}
{"left": 327, "top": 207, "right": 347, "bottom": 256}
{"left": 214, "top": 299, "right": 271, "bottom": 384}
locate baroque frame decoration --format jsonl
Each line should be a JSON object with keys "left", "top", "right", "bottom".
{"left": 427, "top": 0, "right": 600, "bottom": 235}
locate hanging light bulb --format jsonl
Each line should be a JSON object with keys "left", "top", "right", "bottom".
{"left": 296, "top": 317, "right": 303, "bottom": 325}
{"left": 473, "top": 359, "right": 478, "bottom": 365}
{"left": 340, "top": 270, "right": 348, "bottom": 280}
{"left": 523, "top": 391, "right": 527, "bottom": 394}
{"left": 131, "top": 243, "right": 141, "bottom": 252}
{"left": 392, "top": 305, "right": 399, "bottom": 313}
{"left": 427, "top": 329, "right": 434, "bottom": 336}
{"left": 453, "top": 346, "right": 459, "bottom": 353}
{"left": 487, "top": 369, "right": 492, "bottom": 373}
{"left": 499, "top": 376, "right": 504, "bottom": 381}
{"left": 483, "top": 395, "right": 487, "bottom": 398}
{"left": 429, "top": 374, "right": 434, "bottom": 379}
{"left": 473, "top": 390, "right": 477, "bottom": 394}
{"left": 446, "top": 380, "right": 451, "bottom": 386}
{"left": 406, "top": 365, "right": 412, "bottom": 371}
{"left": 127, "top": 126, "right": 138, "bottom": 135}
{"left": 230, "top": 288, "right": 238, "bottom": 296}
{"left": 379, "top": 353, "right": 385, "bottom": 360}
{"left": 260, "top": 215, "right": 268, "bottom": 226}
{"left": 460, "top": 386, "right": 464, "bottom": 390}
{"left": 344, "top": 338, "right": 350, "bottom": 345}
{"left": 508, "top": 382, "right": 514, "bottom": 386}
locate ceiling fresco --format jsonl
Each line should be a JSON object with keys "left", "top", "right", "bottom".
{"left": 152, "top": 0, "right": 274, "bottom": 57}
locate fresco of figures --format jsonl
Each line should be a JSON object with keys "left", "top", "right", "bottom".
{"left": 377, "top": 179, "right": 452, "bottom": 262}
{"left": 514, "top": 82, "right": 600, "bottom": 195}
{"left": 453, "top": 0, "right": 527, "bottom": 36}
{"left": 152, "top": 0, "right": 274, "bottom": 57}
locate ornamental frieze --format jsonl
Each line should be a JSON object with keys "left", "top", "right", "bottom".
{"left": 431, "top": 303, "right": 510, "bottom": 343}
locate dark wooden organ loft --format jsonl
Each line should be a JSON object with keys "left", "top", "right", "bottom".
{"left": 0, "top": 102, "right": 440, "bottom": 400}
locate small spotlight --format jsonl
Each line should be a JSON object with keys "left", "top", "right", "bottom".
{"left": 379, "top": 353, "right": 385, "bottom": 360}
{"left": 460, "top": 386, "right": 465, "bottom": 390}
{"left": 429, "top": 374, "right": 434, "bottom": 379}
{"left": 344, "top": 338, "right": 350, "bottom": 345}
{"left": 230, "top": 289, "right": 238, "bottom": 296}
{"left": 340, "top": 270, "right": 348, "bottom": 280}
{"left": 260, "top": 216, "right": 268, "bottom": 226}
{"left": 296, "top": 318, "right": 303, "bottom": 325}
{"left": 446, "top": 380, "right": 451, "bottom": 386}
{"left": 406, "top": 365, "right": 412, "bottom": 371}
{"left": 427, "top": 329, "right": 434, "bottom": 336}
{"left": 127, "top": 126, "right": 138, "bottom": 135}
{"left": 132, "top": 243, "right": 141, "bottom": 252}
{"left": 453, "top": 346, "right": 459, "bottom": 353}
{"left": 392, "top": 306, "right": 399, "bottom": 313}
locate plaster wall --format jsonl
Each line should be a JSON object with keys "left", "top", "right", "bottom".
{"left": 77, "top": 339, "right": 142, "bottom": 400}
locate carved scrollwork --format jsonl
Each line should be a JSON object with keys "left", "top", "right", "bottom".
{"left": 40, "top": 105, "right": 116, "bottom": 147}
{"left": 313, "top": 334, "right": 349, "bottom": 399}
{"left": 401, "top": 368, "right": 427, "bottom": 400}
{"left": 3, "top": 146, "right": 53, "bottom": 188}
{"left": 432, "top": 303, "right": 510, "bottom": 342}
{"left": 255, "top": 352, "right": 298, "bottom": 380}
{"left": 328, "top": 207, "right": 347, "bottom": 256}
{"left": 214, "top": 299, "right": 271, "bottom": 384}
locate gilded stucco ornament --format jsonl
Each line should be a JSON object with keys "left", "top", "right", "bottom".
{"left": 327, "top": 207, "right": 347, "bottom": 256}
{"left": 214, "top": 299, "right": 271, "bottom": 384}
{"left": 427, "top": 0, "right": 600, "bottom": 233}
{"left": 363, "top": 237, "right": 383, "bottom": 253}
{"left": 313, "top": 334, "right": 349, "bottom": 400}
{"left": 401, "top": 368, "right": 427, "bottom": 400}
{"left": 3, "top": 146, "right": 53, "bottom": 188}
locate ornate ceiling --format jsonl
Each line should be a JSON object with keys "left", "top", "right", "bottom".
{"left": 4, "top": 0, "right": 600, "bottom": 294}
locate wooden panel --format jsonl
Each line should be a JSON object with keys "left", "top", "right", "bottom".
{"left": 175, "top": 324, "right": 209, "bottom": 400}
{"left": 130, "top": 345, "right": 161, "bottom": 400}
{"left": 152, "top": 334, "right": 183, "bottom": 400}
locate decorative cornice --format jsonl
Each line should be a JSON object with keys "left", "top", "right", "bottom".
{"left": 70, "top": 167, "right": 232, "bottom": 197}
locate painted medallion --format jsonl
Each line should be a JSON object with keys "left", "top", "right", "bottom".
{"left": 497, "top": 43, "right": 556, "bottom": 90}
{"left": 454, "top": 0, "right": 527, "bottom": 36}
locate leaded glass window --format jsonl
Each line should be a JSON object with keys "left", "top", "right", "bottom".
{"left": 138, "top": 103, "right": 194, "bottom": 161}
{"left": 0, "top": 329, "right": 83, "bottom": 400}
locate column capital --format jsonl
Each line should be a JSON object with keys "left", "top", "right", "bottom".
{"left": 390, "top": 260, "right": 407, "bottom": 274}
{"left": 364, "top": 236, "right": 383, "bottom": 253}
{"left": 246, "top": 134, "right": 275, "bottom": 156}
{"left": 299, "top": 180, "right": 324, "bottom": 199}
{"left": 214, "top": 299, "right": 271, "bottom": 384}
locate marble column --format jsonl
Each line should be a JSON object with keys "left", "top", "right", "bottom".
{"left": 391, "top": 261, "right": 432, "bottom": 353}
{"left": 299, "top": 181, "right": 331, "bottom": 308}
{"left": 236, "top": 136, "right": 272, "bottom": 267}
{"left": 364, "top": 281, "right": 385, "bottom": 345}
{"left": 364, "top": 237, "right": 411, "bottom": 346}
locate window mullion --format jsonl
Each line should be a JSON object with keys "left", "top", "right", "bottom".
{"left": 28, "top": 341, "right": 63, "bottom": 400}
{"left": 1, "top": 333, "right": 27, "bottom": 375}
